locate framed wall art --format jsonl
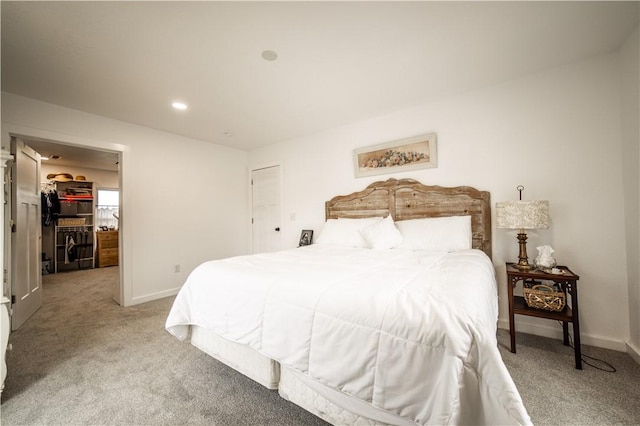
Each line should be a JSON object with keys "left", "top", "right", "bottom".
{"left": 353, "top": 133, "right": 437, "bottom": 178}
{"left": 298, "top": 229, "right": 313, "bottom": 247}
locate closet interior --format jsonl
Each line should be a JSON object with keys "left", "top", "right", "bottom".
{"left": 42, "top": 177, "right": 96, "bottom": 273}
{"left": 42, "top": 177, "right": 120, "bottom": 275}
{"left": 18, "top": 138, "right": 121, "bottom": 305}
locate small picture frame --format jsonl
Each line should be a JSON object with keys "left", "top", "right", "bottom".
{"left": 298, "top": 230, "right": 313, "bottom": 247}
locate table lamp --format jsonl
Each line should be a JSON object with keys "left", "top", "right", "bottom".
{"left": 496, "top": 185, "right": 550, "bottom": 270}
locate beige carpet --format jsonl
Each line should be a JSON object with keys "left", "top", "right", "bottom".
{"left": 1, "top": 266, "right": 640, "bottom": 425}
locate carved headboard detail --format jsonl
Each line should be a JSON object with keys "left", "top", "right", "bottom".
{"left": 325, "top": 178, "right": 492, "bottom": 258}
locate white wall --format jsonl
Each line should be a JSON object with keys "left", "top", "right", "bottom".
{"left": 620, "top": 27, "right": 640, "bottom": 360}
{"left": 2, "top": 92, "right": 249, "bottom": 306}
{"left": 249, "top": 52, "right": 631, "bottom": 351}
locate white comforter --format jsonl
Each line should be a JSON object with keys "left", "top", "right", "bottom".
{"left": 166, "top": 245, "right": 531, "bottom": 425}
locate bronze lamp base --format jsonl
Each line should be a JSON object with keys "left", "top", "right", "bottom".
{"left": 513, "top": 231, "right": 534, "bottom": 270}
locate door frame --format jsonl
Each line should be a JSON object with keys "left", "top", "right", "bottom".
{"left": 4, "top": 130, "right": 128, "bottom": 306}
{"left": 249, "top": 161, "right": 284, "bottom": 253}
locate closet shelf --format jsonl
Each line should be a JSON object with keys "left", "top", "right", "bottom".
{"left": 56, "top": 225, "right": 93, "bottom": 230}
{"left": 53, "top": 180, "right": 95, "bottom": 273}
{"left": 55, "top": 243, "right": 93, "bottom": 248}
{"left": 57, "top": 257, "right": 94, "bottom": 263}
{"left": 59, "top": 195, "right": 93, "bottom": 200}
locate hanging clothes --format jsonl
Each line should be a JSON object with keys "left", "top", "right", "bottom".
{"left": 75, "top": 230, "right": 85, "bottom": 268}
{"left": 50, "top": 190, "right": 61, "bottom": 216}
{"left": 65, "top": 234, "right": 76, "bottom": 264}
{"left": 41, "top": 191, "right": 51, "bottom": 226}
{"left": 41, "top": 188, "right": 61, "bottom": 226}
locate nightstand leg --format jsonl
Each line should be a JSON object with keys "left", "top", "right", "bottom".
{"left": 573, "top": 321, "right": 582, "bottom": 369}
{"left": 571, "top": 282, "right": 582, "bottom": 369}
{"left": 562, "top": 321, "right": 569, "bottom": 346}
{"left": 508, "top": 278, "right": 516, "bottom": 353}
{"left": 509, "top": 313, "right": 516, "bottom": 353}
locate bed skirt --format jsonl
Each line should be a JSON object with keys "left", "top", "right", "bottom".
{"left": 278, "top": 366, "right": 417, "bottom": 426}
{"left": 190, "top": 325, "right": 280, "bottom": 390}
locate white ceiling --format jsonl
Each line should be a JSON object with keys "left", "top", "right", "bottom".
{"left": 2, "top": 1, "right": 639, "bottom": 162}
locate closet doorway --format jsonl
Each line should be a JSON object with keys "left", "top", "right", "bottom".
{"left": 15, "top": 137, "right": 122, "bottom": 318}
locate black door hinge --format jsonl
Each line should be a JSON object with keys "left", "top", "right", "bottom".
{"left": 11, "top": 295, "right": 16, "bottom": 304}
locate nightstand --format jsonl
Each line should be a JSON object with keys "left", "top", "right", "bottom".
{"left": 96, "top": 230, "right": 119, "bottom": 268}
{"left": 506, "top": 263, "right": 582, "bottom": 369}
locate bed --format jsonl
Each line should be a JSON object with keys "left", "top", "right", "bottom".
{"left": 165, "top": 178, "right": 531, "bottom": 425}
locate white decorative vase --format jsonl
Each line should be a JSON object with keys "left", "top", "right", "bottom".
{"left": 534, "top": 245, "right": 557, "bottom": 271}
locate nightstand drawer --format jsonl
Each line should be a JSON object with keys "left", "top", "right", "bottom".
{"left": 99, "top": 248, "right": 118, "bottom": 257}
{"left": 98, "top": 252, "right": 119, "bottom": 267}
{"left": 99, "top": 239, "right": 118, "bottom": 249}
{"left": 97, "top": 231, "right": 118, "bottom": 242}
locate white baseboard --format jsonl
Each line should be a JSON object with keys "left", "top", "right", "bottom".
{"left": 497, "top": 318, "right": 627, "bottom": 352}
{"left": 626, "top": 341, "right": 640, "bottom": 365}
{"left": 131, "top": 287, "right": 180, "bottom": 305}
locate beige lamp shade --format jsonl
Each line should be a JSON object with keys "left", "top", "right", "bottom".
{"left": 496, "top": 200, "right": 550, "bottom": 230}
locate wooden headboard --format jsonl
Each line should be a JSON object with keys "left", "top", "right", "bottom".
{"left": 325, "top": 178, "right": 492, "bottom": 258}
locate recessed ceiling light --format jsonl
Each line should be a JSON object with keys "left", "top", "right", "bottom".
{"left": 172, "top": 101, "right": 188, "bottom": 110}
{"left": 261, "top": 50, "right": 278, "bottom": 61}
{"left": 224, "top": 131, "right": 233, "bottom": 137}
{"left": 50, "top": 154, "right": 62, "bottom": 160}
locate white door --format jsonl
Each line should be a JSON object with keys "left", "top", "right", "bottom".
{"left": 251, "top": 166, "right": 282, "bottom": 254}
{"left": 10, "top": 138, "right": 43, "bottom": 330}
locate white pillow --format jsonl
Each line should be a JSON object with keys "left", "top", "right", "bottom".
{"left": 360, "top": 215, "right": 404, "bottom": 250}
{"left": 316, "top": 217, "right": 382, "bottom": 247}
{"left": 395, "top": 215, "right": 472, "bottom": 252}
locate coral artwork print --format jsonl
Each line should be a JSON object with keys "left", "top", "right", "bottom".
{"left": 354, "top": 134, "right": 437, "bottom": 177}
